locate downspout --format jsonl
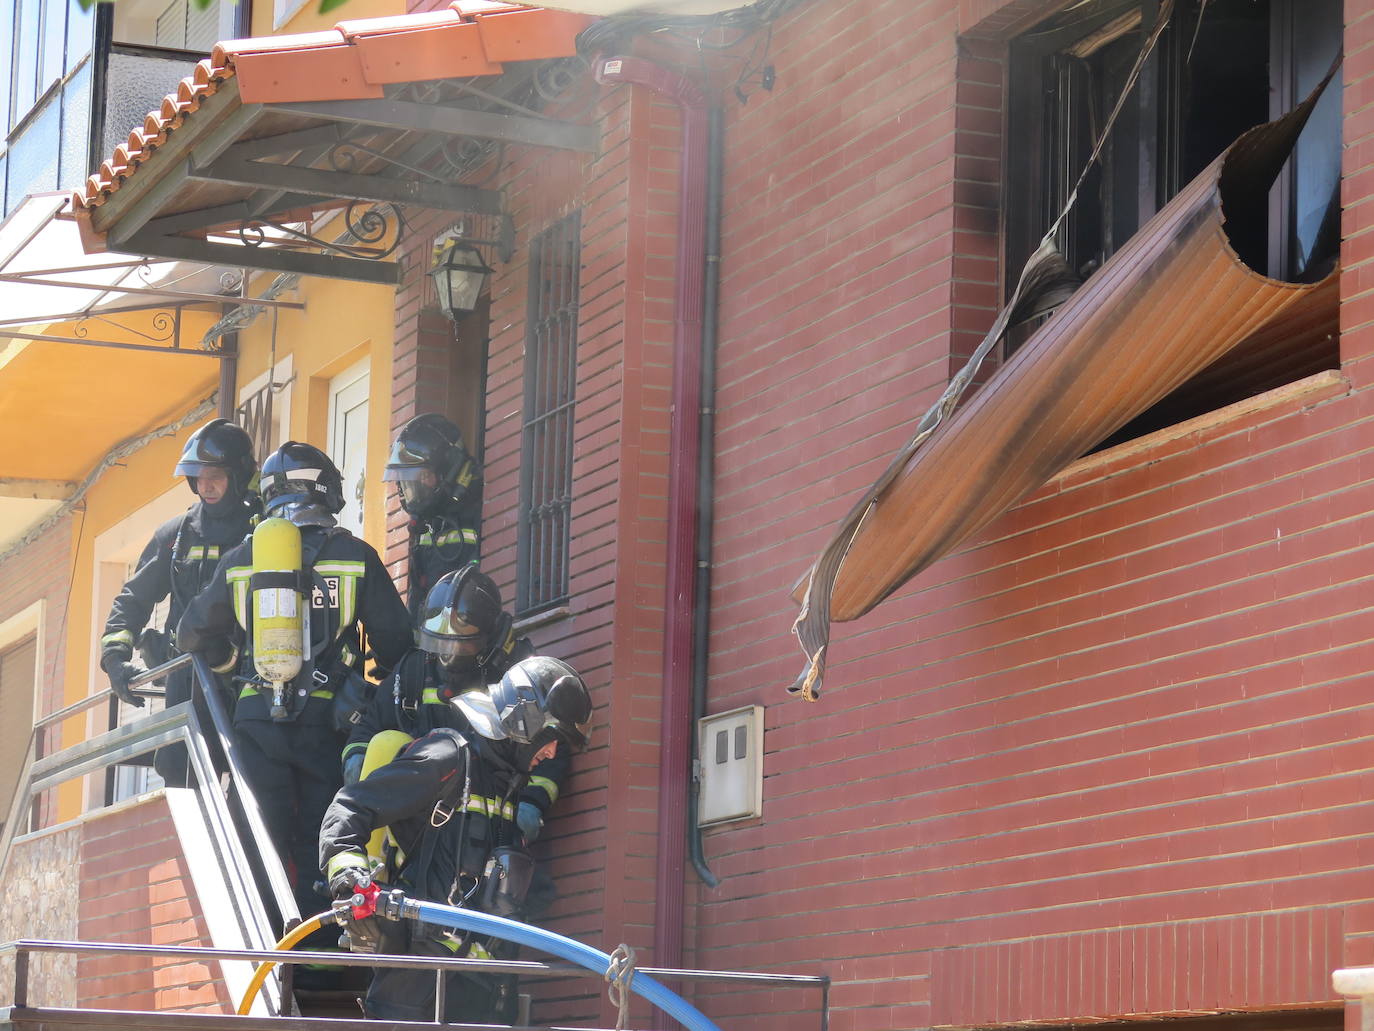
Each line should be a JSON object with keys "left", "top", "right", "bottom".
{"left": 688, "top": 107, "right": 724, "bottom": 890}
{"left": 593, "top": 55, "right": 709, "bottom": 980}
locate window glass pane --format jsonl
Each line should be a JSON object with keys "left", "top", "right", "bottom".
{"left": 66, "top": 0, "right": 94, "bottom": 74}
{"left": 7, "top": 92, "right": 60, "bottom": 201}
{"left": 0, "top": 0, "right": 14, "bottom": 138}
{"left": 1289, "top": 0, "right": 1342, "bottom": 276}
{"left": 102, "top": 50, "right": 196, "bottom": 157}
{"left": 0, "top": 154, "right": 9, "bottom": 218}
{"left": 60, "top": 59, "right": 91, "bottom": 187}
{"left": 40, "top": 0, "right": 66, "bottom": 98}
{"left": 13, "top": 0, "right": 40, "bottom": 118}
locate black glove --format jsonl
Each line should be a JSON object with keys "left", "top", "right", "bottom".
{"left": 327, "top": 857, "right": 381, "bottom": 953}
{"left": 101, "top": 653, "right": 146, "bottom": 708}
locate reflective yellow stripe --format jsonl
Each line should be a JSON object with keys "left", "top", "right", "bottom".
{"left": 466, "top": 795, "right": 515, "bottom": 822}
{"left": 102, "top": 630, "right": 134, "bottom": 648}
{"left": 183, "top": 545, "right": 221, "bottom": 562}
{"left": 527, "top": 776, "right": 559, "bottom": 804}
{"left": 421, "top": 687, "right": 445, "bottom": 706}
{"left": 314, "top": 561, "right": 364, "bottom": 627}
{"left": 237, "top": 684, "right": 334, "bottom": 701}
{"left": 227, "top": 566, "right": 252, "bottom": 627}
{"left": 325, "top": 850, "right": 369, "bottom": 882}
{"left": 416, "top": 529, "right": 477, "bottom": 548}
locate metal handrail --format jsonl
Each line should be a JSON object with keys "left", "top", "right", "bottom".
{"left": 0, "top": 938, "right": 830, "bottom": 1029}
{"left": 31, "top": 652, "right": 179, "bottom": 732}
{"left": 186, "top": 651, "right": 301, "bottom": 933}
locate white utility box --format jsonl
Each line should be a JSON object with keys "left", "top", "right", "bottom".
{"left": 697, "top": 705, "right": 763, "bottom": 826}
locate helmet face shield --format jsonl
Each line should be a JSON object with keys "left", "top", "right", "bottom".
{"left": 398, "top": 478, "right": 438, "bottom": 513}
{"left": 418, "top": 626, "right": 486, "bottom": 667}
{"left": 417, "top": 566, "right": 496, "bottom": 674}
{"left": 452, "top": 690, "right": 506, "bottom": 741}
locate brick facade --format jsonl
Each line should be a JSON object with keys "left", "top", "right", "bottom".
{"left": 390, "top": 1, "right": 1374, "bottom": 1028}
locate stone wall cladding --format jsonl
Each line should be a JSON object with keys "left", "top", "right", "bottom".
{"left": 0, "top": 823, "right": 80, "bottom": 1007}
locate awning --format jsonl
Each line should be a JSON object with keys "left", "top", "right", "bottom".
{"left": 790, "top": 67, "right": 1341, "bottom": 699}
{"left": 72, "top": 2, "right": 595, "bottom": 284}
{"left": 0, "top": 192, "right": 300, "bottom": 550}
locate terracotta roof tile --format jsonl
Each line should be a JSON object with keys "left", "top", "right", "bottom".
{"left": 74, "top": 2, "right": 588, "bottom": 214}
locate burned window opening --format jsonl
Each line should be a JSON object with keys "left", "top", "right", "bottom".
{"left": 1005, "top": 0, "right": 1341, "bottom": 449}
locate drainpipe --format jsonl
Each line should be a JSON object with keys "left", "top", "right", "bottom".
{"left": 593, "top": 55, "right": 708, "bottom": 983}
{"left": 688, "top": 107, "right": 724, "bottom": 891}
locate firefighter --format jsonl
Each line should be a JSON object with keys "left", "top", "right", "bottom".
{"left": 99, "top": 418, "right": 258, "bottom": 786}
{"left": 320, "top": 655, "right": 593, "bottom": 1023}
{"left": 176, "top": 441, "right": 412, "bottom": 924}
{"left": 382, "top": 414, "right": 482, "bottom": 618}
{"left": 342, "top": 563, "right": 567, "bottom": 850}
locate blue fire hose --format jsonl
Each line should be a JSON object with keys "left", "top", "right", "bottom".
{"left": 404, "top": 896, "right": 721, "bottom": 1031}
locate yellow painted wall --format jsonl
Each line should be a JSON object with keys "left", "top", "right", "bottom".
{"left": 252, "top": 0, "right": 403, "bottom": 37}
{"left": 233, "top": 270, "right": 397, "bottom": 545}
{"left": 47, "top": 270, "right": 398, "bottom": 821}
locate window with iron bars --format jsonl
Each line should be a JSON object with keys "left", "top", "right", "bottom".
{"left": 517, "top": 211, "right": 581, "bottom": 616}
{"left": 235, "top": 379, "right": 279, "bottom": 465}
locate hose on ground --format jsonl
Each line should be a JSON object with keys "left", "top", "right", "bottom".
{"left": 235, "top": 910, "right": 332, "bottom": 1016}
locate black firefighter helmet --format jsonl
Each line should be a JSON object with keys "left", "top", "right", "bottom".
{"left": 416, "top": 563, "right": 504, "bottom": 681}
{"left": 259, "top": 441, "right": 346, "bottom": 518}
{"left": 174, "top": 419, "right": 257, "bottom": 497}
{"left": 455, "top": 655, "right": 593, "bottom": 756}
{"left": 382, "top": 413, "right": 477, "bottom": 517}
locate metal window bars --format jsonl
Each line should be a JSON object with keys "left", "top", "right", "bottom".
{"left": 517, "top": 210, "right": 581, "bottom": 616}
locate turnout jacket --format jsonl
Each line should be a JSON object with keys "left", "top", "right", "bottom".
{"left": 343, "top": 646, "right": 568, "bottom": 823}
{"left": 321, "top": 728, "right": 526, "bottom": 905}
{"left": 101, "top": 500, "right": 255, "bottom": 667}
{"left": 406, "top": 495, "right": 481, "bottom": 619}
{"left": 176, "top": 525, "right": 412, "bottom": 722}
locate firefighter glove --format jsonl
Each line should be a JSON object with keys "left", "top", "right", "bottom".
{"left": 326, "top": 852, "right": 371, "bottom": 900}
{"left": 516, "top": 801, "right": 543, "bottom": 845}
{"left": 101, "top": 655, "right": 146, "bottom": 709}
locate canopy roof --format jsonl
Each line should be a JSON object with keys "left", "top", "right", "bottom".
{"left": 73, "top": 1, "right": 594, "bottom": 284}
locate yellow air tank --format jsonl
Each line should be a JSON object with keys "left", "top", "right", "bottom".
{"left": 250, "top": 518, "right": 306, "bottom": 704}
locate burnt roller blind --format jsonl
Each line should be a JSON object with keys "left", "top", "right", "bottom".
{"left": 518, "top": 211, "right": 581, "bottom": 615}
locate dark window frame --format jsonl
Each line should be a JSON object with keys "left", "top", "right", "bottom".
{"left": 1006, "top": 0, "right": 1340, "bottom": 297}
{"left": 1002, "top": 0, "right": 1343, "bottom": 443}
{"left": 516, "top": 210, "right": 581, "bottom": 617}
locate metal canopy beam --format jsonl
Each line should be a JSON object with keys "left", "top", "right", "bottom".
{"left": 0, "top": 329, "right": 223, "bottom": 358}
{"left": 142, "top": 193, "right": 336, "bottom": 236}
{"left": 105, "top": 99, "right": 267, "bottom": 248}
{"left": 271, "top": 98, "right": 600, "bottom": 152}
{"left": 122, "top": 231, "right": 402, "bottom": 285}
{"left": 187, "top": 156, "right": 504, "bottom": 214}
{"left": 222, "top": 124, "right": 344, "bottom": 162}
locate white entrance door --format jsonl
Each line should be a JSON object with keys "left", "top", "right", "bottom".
{"left": 328, "top": 361, "right": 370, "bottom": 539}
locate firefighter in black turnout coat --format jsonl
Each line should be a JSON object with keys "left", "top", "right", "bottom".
{"left": 177, "top": 441, "right": 411, "bottom": 922}
{"left": 100, "top": 418, "right": 258, "bottom": 785}
{"left": 382, "top": 414, "right": 482, "bottom": 619}
{"left": 341, "top": 564, "right": 569, "bottom": 848}
{"left": 320, "top": 656, "right": 593, "bottom": 1024}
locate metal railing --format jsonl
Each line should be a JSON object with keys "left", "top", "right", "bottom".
{"left": 0, "top": 938, "right": 830, "bottom": 1030}
{"left": 0, "top": 652, "right": 298, "bottom": 1015}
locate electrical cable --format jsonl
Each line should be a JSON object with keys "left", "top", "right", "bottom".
{"left": 0, "top": 396, "right": 217, "bottom": 567}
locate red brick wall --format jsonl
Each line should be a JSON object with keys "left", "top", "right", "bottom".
{"left": 387, "top": 70, "right": 681, "bottom": 1026}
{"left": 76, "top": 795, "right": 229, "bottom": 1012}
{"left": 682, "top": 1, "right": 1374, "bottom": 1031}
